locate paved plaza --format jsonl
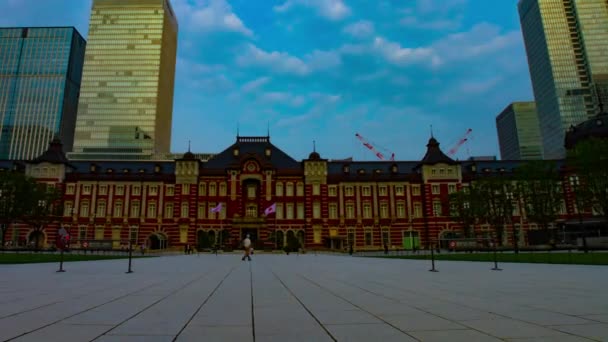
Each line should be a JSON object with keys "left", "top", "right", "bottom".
{"left": 0, "top": 253, "right": 607, "bottom": 342}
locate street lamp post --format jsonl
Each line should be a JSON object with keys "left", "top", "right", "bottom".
{"left": 569, "top": 176, "right": 588, "bottom": 253}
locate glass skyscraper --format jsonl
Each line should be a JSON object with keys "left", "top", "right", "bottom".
{"left": 0, "top": 27, "right": 86, "bottom": 160}
{"left": 70, "top": 0, "right": 178, "bottom": 160}
{"left": 518, "top": 0, "right": 608, "bottom": 159}
{"left": 496, "top": 102, "right": 543, "bottom": 160}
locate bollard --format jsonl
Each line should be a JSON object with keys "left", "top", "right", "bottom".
{"left": 126, "top": 240, "right": 134, "bottom": 274}
{"left": 56, "top": 248, "right": 66, "bottom": 273}
{"left": 429, "top": 244, "right": 438, "bottom": 272}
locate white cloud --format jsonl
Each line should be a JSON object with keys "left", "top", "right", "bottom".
{"left": 373, "top": 37, "right": 440, "bottom": 67}
{"left": 259, "top": 92, "right": 306, "bottom": 107}
{"left": 190, "top": 74, "right": 234, "bottom": 93}
{"left": 236, "top": 44, "right": 341, "bottom": 76}
{"left": 432, "top": 23, "right": 521, "bottom": 61}
{"left": 274, "top": 0, "right": 351, "bottom": 21}
{"left": 343, "top": 20, "right": 374, "bottom": 38}
{"left": 173, "top": 0, "right": 253, "bottom": 36}
{"left": 400, "top": 16, "right": 462, "bottom": 31}
{"left": 176, "top": 58, "right": 225, "bottom": 74}
{"left": 242, "top": 77, "right": 271, "bottom": 93}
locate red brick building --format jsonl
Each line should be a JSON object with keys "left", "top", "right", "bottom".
{"left": 1, "top": 134, "right": 601, "bottom": 251}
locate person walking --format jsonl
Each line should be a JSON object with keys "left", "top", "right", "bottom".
{"left": 242, "top": 234, "right": 252, "bottom": 261}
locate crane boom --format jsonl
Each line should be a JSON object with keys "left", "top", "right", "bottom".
{"left": 355, "top": 133, "right": 395, "bottom": 161}
{"left": 448, "top": 128, "right": 472, "bottom": 156}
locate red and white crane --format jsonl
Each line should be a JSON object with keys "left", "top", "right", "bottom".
{"left": 447, "top": 128, "right": 473, "bottom": 156}
{"left": 355, "top": 133, "right": 395, "bottom": 161}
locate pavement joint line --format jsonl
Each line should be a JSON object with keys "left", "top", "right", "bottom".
{"left": 2, "top": 279, "right": 169, "bottom": 342}
{"left": 249, "top": 261, "right": 256, "bottom": 342}
{"left": 171, "top": 264, "right": 238, "bottom": 342}
{"left": 89, "top": 265, "right": 227, "bottom": 342}
{"left": 296, "top": 273, "right": 421, "bottom": 341}
{"left": 269, "top": 268, "right": 338, "bottom": 342}
{"left": 351, "top": 276, "right": 596, "bottom": 341}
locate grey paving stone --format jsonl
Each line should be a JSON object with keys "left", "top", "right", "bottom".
{"left": 461, "top": 318, "right": 576, "bottom": 339}
{"left": 10, "top": 323, "right": 112, "bottom": 342}
{"left": 380, "top": 313, "right": 467, "bottom": 331}
{"left": 326, "top": 323, "right": 417, "bottom": 341}
{"left": 176, "top": 325, "right": 253, "bottom": 342}
{"left": 96, "top": 335, "right": 174, "bottom": 342}
{"left": 409, "top": 329, "right": 502, "bottom": 341}
{"left": 553, "top": 323, "right": 608, "bottom": 341}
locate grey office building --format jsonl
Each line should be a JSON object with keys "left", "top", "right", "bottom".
{"left": 518, "top": 0, "right": 608, "bottom": 159}
{"left": 496, "top": 102, "right": 543, "bottom": 160}
{"left": 0, "top": 27, "right": 86, "bottom": 160}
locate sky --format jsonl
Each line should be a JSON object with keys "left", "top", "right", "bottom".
{"left": 0, "top": 0, "right": 534, "bottom": 161}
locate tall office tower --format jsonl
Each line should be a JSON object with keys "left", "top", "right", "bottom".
{"left": 496, "top": 102, "right": 543, "bottom": 160}
{"left": 71, "top": 0, "right": 178, "bottom": 160}
{"left": 0, "top": 27, "right": 85, "bottom": 160}
{"left": 518, "top": 0, "right": 608, "bottom": 159}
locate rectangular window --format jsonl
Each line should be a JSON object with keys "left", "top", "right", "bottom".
{"left": 432, "top": 184, "right": 440, "bottom": 194}
{"left": 448, "top": 184, "right": 456, "bottom": 194}
{"left": 219, "top": 183, "right": 227, "bottom": 196}
{"left": 396, "top": 202, "right": 406, "bottom": 218}
{"left": 347, "top": 229, "right": 355, "bottom": 247}
{"left": 182, "top": 185, "right": 191, "bottom": 195}
{"left": 64, "top": 202, "right": 73, "bottom": 217}
{"left": 395, "top": 186, "right": 404, "bottom": 196}
{"left": 378, "top": 186, "right": 388, "bottom": 196}
{"left": 286, "top": 183, "right": 294, "bottom": 196}
{"left": 165, "top": 203, "right": 173, "bottom": 218}
{"left": 329, "top": 203, "right": 338, "bottom": 219}
{"left": 130, "top": 201, "right": 140, "bottom": 218}
{"left": 209, "top": 183, "right": 217, "bottom": 196}
{"left": 286, "top": 203, "right": 294, "bottom": 219}
{"left": 312, "top": 183, "right": 320, "bottom": 196}
{"left": 149, "top": 185, "right": 158, "bottom": 196}
{"left": 433, "top": 201, "right": 442, "bottom": 216}
{"left": 297, "top": 203, "right": 304, "bottom": 219}
{"left": 313, "top": 226, "right": 322, "bottom": 244}
{"left": 198, "top": 203, "right": 206, "bottom": 219}
{"left": 296, "top": 183, "right": 304, "bottom": 196}
{"left": 365, "top": 230, "right": 373, "bottom": 246}
{"left": 382, "top": 229, "right": 390, "bottom": 246}
{"left": 276, "top": 182, "right": 283, "bottom": 196}
{"left": 276, "top": 203, "right": 284, "bottom": 219}
{"left": 412, "top": 185, "right": 420, "bottom": 196}
{"left": 97, "top": 201, "right": 106, "bottom": 217}
{"left": 346, "top": 204, "right": 355, "bottom": 218}
{"left": 132, "top": 185, "right": 141, "bottom": 196}
{"left": 247, "top": 185, "right": 256, "bottom": 199}
{"left": 363, "top": 203, "right": 372, "bottom": 218}
{"left": 362, "top": 186, "right": 371, "bottom": 196}
{"left": 345, "top": 186, "right": 354, "bottom": 196}
{"left": 313, "top": 201, "right": 321, "bottom": 218}
{"left": 116, "top": 185, "right": 125, "bottom": 196}
{"left": 414, "top": 202, "right": 422, "bottom": 218}
{"left": 166, "top": 185, "right": 175, "bottom": 196}
{"left": 181, "top": 203, "right": 189, "bottom": 218}
{"left": 113, "top": 202, "right": 123, "bottom": 217}
{"left": 439, "top": 168, "right": 445, "bottom": 176}
{"left": 66, "top": 184, "right": 75, "bottom": 195}
{"left": 209, "top": 203, "right": 217, "bottom": 219}
{"left": 80, "top": 202, "right": 89, "bottom": 217}
{"left": 82, "top": 185, "right": 91, "bottom": 195}
{"left": 148, "top": 202, "right": 157, "bottom": 218}
{"left": 328, "top": 186, "right": 337, "bottom": 196}
{"left": 98, "top": 185, "right": 108, "bottom": 195}
{"left": 198, "top": 183, "right": 206, "bottom": 196}
{"left": 380, "top": 203, "right": 389, "bottom": 218}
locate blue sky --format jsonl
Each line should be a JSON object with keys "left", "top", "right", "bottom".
{"left": 1, "top": 0, "right": 533, "bottom": 161}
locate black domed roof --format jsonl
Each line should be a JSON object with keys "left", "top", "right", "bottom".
{"left": 565, "top": 112, "right": 608, "bottom": 149}
{"left": 182, "top": 151, "right": 196, "bottom": 160}
{"left": 308, "top": 151, "right": 321, "bottom": 160}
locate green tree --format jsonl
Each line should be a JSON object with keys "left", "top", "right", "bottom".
{"left": 22, "top": 182, "right": 63, "bottom": 249}
{"left": 515, "top": 160, "right": 563, "bottom": 245}
{"left": 567, "top": 138, "right": 608, "bottom": 220}
{"left": 0, "top": 172, "right": 37, "bottom": 247}
{"left": 449, "top": 186, "right": 479, "bottom": 238}
{"left": 475, "top": 177, "right": 515, "bottom": 247}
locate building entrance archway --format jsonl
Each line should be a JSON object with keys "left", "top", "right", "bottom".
{"left": 148, "top": 232, "right": 167, "bottom": 250}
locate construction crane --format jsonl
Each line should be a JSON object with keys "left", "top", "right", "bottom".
{"left": 355, "top": 133, "right": 395, "bottom": 161}
{"left": 447, "top": 128, "right": 473, "bottom": 157}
